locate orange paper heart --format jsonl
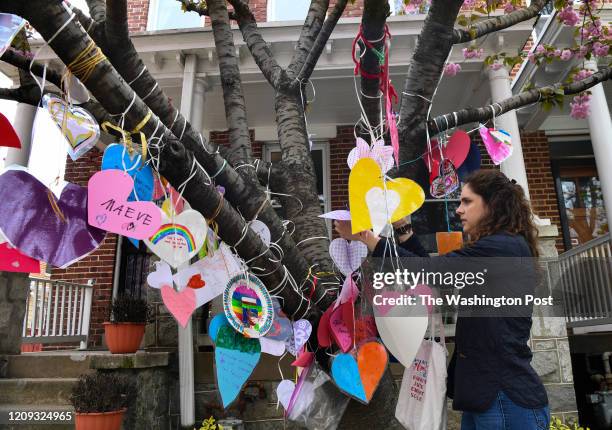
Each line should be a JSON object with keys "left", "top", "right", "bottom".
{"left": 357, "top": 341, "right": 388, "bottom": 401}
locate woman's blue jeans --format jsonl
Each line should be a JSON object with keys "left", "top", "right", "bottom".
{"left": 461, "top": 391, "right": 550, "bottom": 430}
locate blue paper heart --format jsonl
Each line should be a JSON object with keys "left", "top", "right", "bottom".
{"left": 215, "top": 326, "right": 261, "bottom": 408}
{"left": 331, "top": 353, "right": 367, "bottom": 402}
{"left": 101, "top": 143, "right": 154, "bottom": 201}
{"left": 209, "top": 313, "right": 231, "bottom": 343}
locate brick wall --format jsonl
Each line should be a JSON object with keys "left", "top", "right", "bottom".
{"left": 127, "top": 0, "right": 150, "bottom": 32}
{"left": 50, "top": 152, "right": 118, "bottom": 349}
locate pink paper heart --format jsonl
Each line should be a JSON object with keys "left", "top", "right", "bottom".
{"left": 479, "top": 126, "right": 512, "bottom": 165}
{"left": 161, "top": 285, "right": 196, "bottom": 328}
{"left": 317, "top": 306, "right": 334, "bottom": 348}
{"left": 347, "top": 138, "right": 395, "bottom": 174}
{"left": 430, "top": 159, "right": 460, "bottom": 198}
{"left": 329, "top": 238, "right": 368, "bottom": 277}
{"left": 291, "top": 351, "right": 314, "bottom": 368}
{"left": 336, "top": 277, "right": 359, "bottom": 309}
{"left": 0, "top": 243, "right": 40, "bottom": 273}
{"left": 88, "top": 169, "right": 162, "bottom": 240}
{"left": 424, "top": 130, "right": 471, "bottom": 170}
{"left": 330, "top": 302, "right": 354, "bottom": 353}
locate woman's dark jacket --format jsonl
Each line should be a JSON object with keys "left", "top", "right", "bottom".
{"left": 372, "top": 233, "right": 548, "bottom": 412}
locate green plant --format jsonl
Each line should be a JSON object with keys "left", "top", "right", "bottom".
{"left": 109, "top": 295, "right": 152, "bottom": 323}
{"left": 550, "top": 416, "right": 590, "bottom": 430}
{"left": 70, "top": 373, "right": 137, "bottom": 413}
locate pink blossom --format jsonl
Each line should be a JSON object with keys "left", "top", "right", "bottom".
{"left": 462, "top": 47, "right": 484, "bottom": 59}
{"left": 570, "top": 94, "right": 591, "bottom": 120}
{"left": 489, "top": 62, "right": 503, "bottom": 71}
{"left": 535, "top": 45, "right": 546, "bottom": 55}
{"left": 503, "top": 2, "right": 516, "bottom": 13}
{"left": 575, "top": 45, "right": 589, "bottom": 59}
{"left": 527, "top": 52, "right": 536, "bottom": 63}
{"left": 574, "top": 69, "right": 593, "bottom": 81}
{"left": 560, "top": 49, "right": 573, "bottom": 61}
{"left": 592, "top": 42, "right": 610, "bottom": 57}
{"left": 444, "top": 63, "right": 462, "bottom": 77}
{"left": 558, "top": 6, "right": 580, "bottom": 26}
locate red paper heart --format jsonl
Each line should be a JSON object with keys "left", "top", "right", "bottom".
{"left": 424, "top": 130, "right": 470, "bottom": 174}
{"left": 0, "top": 243, "right": 40, "bottom": 273}
{"left": 317, "top": 306, "right": 334, "bottom": 347}
{"left": 0, "top": 112, "right": 21, "bottom": 148}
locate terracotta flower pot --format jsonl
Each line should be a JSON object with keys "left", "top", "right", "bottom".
{"left": 103, "top": 322, "right": 145, "bottom": 354}
{"left": 75, "top": 408, "right": 126, "bottom": 430}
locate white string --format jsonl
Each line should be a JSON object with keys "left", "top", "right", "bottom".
{"left": 128, "top": 65, "right": 147, "bottom": 85}
{"left": 402, "top": 92, "right": 432, "bottom": 104}
{"left": 141, "top": 82, "right": 158, "bottom": 101}
{"left": 295, "top": 236, "right": 330, "bottom": 247}
{"left": 210, "top": 160, "right": 227, "bottom": 179}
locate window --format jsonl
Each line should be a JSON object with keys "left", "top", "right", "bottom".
{"left": 267, "top": 0, "right": 310, "bottom": 22}
{"left": 147, "top": 0, "right": 203, "bottom": 31}
{"left": 263, "top": 141, "right": 331, "bottom": 221}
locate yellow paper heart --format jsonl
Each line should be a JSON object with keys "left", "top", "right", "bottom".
{"left": 349, "top": 158, "right": 425, "bottom": 234}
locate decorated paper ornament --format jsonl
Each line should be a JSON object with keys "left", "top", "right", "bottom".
{"left": 264, "top": 299, "right": 293, "bottom": 342}
{"left": 0, "top": 168, "right": 105, "bottom": 268}
{"left": 144, "top": 209, "right": 207, "bottom": 268}
{"left": 347, "top": 138, "right": 394, "bottom": 174}
{"left": 349, "top": 158, "right": 425, "bottom": 234}
{"left": 161, "top": 285, "right": 196, "bottom": 328}
{"left": 42, "top": 94, "right": 99, "bottom": 161}
{"left": 424, "top": 130, "right": 471, "bottom": 171}
{"left": 223, "top": 273, "right": 274, "bottom": 338}
{"left": 88, "top": 170, "right": 162, "bottom": 240}
{"left": 101, "top": 143, "right": 154, "bottom": 202}
{"left": 0, "top": 14, "right": 25, "bottom": 58}
{"left": 0, "top": 243, "right": 40, "bottom": 273}
{"left": 215, "top": 325, "right": 261, "bottom": 408}
{"left": 479, "top": 125, "right": 513, "bottom": 165}
{"left": 208, "top": 313, "right": 231, "bottom": 343}
{"left": 285, "top": 319, "right": 312, "bottom": 356}
{"left": 331, "top": 341, "right": 388, "bottom": 404}
{"left": 191, "top": 243, "right": 241, "bottom": 307}
{"left": 329, "top": 238, "right": 367, "bottom": 307}
{"left": 429, "top": 159, "right": 460, "bottom": 199}
{"left": 0, "top": 112, "right": 20, "bottom": 148}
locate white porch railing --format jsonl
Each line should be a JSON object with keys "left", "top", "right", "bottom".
{"left": 22, "top": 278, "right": 94, "bottom": 350}
{"left": 558, "top": 233, "right": 612, "bottom": 327}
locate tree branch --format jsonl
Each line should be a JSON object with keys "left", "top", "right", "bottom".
{"left": 1, "top": 48, "right": 64, "bottom": 89}
{"left": 286, "top": 0, "right": 329, "bottom": 79}
{"left": 85, "top": 0, "right": 106, "bottom": 23}
{"left": 226, "top": 0, "right": 289, "bottom": 90}
{"left": 453, "top": 0, "right": 547, "bottom": 44}
{"left": 175, "top": 0, "right": 238, "bottom": 20}
{"left": 105, "top": 0, "right": 129, "bottom": 43}
{"left": 429, "top": 66, "right": 612, "bottom": 133}
{"left": 290, "top": 0, "right": 349, "bottom": 86}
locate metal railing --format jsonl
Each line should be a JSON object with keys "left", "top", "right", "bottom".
{"left": 558, "top": 233, "right": 612, "bottom": 327}
{"left": 22, "top": 278, "right": 94, "bottom": 350}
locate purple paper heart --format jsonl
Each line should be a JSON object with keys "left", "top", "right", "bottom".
{"left": 286, "top": 319, "right": 312, "bottom": 356}
{"left": 329, "top": 238, "right": 368, "bottom": 276}
{"left": 0, "top": 169, "right": 106, "bottom": 268}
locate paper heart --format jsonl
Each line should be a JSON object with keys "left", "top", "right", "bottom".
{"left": 260, "top": 337, "right": 286, "bottom": 356}
{"left": 375, "top": 299, "right": 428, "bottom": 368}
{"left": 0, "top": 112, "right": 20, "bottom": 148}
{"left": 285, "top": 320, "right": 312, "bottom": 356}
{"left": 0, "top": 243, "right": 40, "bottom": 273}
{"left": 144, "top": 209, "right": 207, "bottom": 268}
{"left": 479, "top": 126, "right": 513, "bottom": 165}
{"left": 146, "top": 261, "right": 173, "bottom": 289}
{"left": 223, "top": 274, "right": 274, "bottom": 338}
{"left": 208, "top": 313, "right": 231, "bottom": 343}
{"left": 102, "top": 144, "right": 154, "bottom": 202}
{"left": 430, "top": 159, "right": 460, "bottom": 199}
{"left": 337, "top": 276, "right": 360, "bottom": 308}
{"left": 317, "top": 306, "right": 334, "bottom": 348}
{"left": 348, "top": 138, "right": 394, "bottom": 174}
{"left": 349, "top": 158, "right": 425, "bottom": 234}
{"left": 250, "top": 220, "right": 271, "bottom": 246}
{"left": 330, "top": 302, "right": 354, "bottom": 353}
{"left": 0, "top": 14, "right": 25, "bottom": 58}
{"left": 276, "top": 380, "right": 296, "bottom": 411}
{"left": 319, "top": 210, "right": 351, "bottom": 220}
{"left": 331, "top": 341, "right": 388, "bottom": 404}
{"left": 65, "top": 73, "right": 90, "bottom": 104}
{"left": 215, "top": 326, "right": 261, "bottom": 408}
{"left": 88, "top": 170, "right": 162, "bottom": 240}
{"left": 291, "top": 351, "right": 315, "bottom": 368}
{"left": 424, "top": 130, "right": 470, "bottom": 170}
{"left": 0, "top": 169, "right": 105, "bottom": 268}
{"left": 191, "top": 244, "right": 241, "bottom": 307}
{"left": 329, "top": 238, "right": 368, "bottom": 277}
{"left": 43, "top": 94, "right": 99, "bottom": 161}
{"left": 161, "top": 285, "right": 196, "bottom": 328}
{"left": 457, "top": 142, "right": 482, "bottom": 181}
{"left": 265, "top": 305, "right": 293, "bottom": 342}
{"left": 365, "top": 187, "right": 401, "bottom": 236}
{"left": 436, "top": 231, "right": 463, "bottom": 255}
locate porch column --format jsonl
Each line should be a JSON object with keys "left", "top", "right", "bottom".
{"left": 3, "top": 103, "right": 36, "bottom": 167}
{"left": 177, "top": 53, "right": 204, "bottom": 428}
{"left": 488, "top": 65, "right": 530, "bottom": 199}
{"left": 584, "top": 59, "right": 612, "bottom": 233}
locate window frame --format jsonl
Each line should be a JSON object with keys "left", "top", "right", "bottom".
{"left": 147, "top": 0, "right": 205, "bottom": 31}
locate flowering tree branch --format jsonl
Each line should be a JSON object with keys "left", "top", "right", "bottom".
{"left": 428, "top": 66, "right": 611, "bottom": 133}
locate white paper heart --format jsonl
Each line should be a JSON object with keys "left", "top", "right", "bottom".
{"left": 365, "top": 187, "right": 401, "bottom": 236}
{"left": 42, "top": 94, "right": 99, "bottom": 161}
{"left": 276, "top": 380, "right": 296, "bottom": 411}
{"left": 329, "top": 238, "right": 368, "bottom": 277}
{"left": 144, "top": 209, "right": 207, "bottom": 268}
{"left": 66, "top": 73, "right": 90, "bottom": 104}
{"left": 147, "top": 261, "right": 173, "bottom": 289}
{"left": 319, "top": 210, "right": 351, "bottom": 220}
{"left": 191, "top": 243, "right": 242, "bottom": 307}
{"left": 250, "top": 220, "right": 271, "bottom": 246}
{"left": 260, "top": 337, "right": 286, "bottom": 356}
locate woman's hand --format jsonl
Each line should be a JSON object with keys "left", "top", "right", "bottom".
{"left": 334, "top": 220, "right": 381, "bottom": 252}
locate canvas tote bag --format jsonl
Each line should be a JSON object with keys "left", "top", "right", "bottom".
{"left": 395, "top": 312, "right": 448, "bottom": 430}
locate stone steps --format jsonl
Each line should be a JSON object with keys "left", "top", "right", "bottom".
{"left": 0, "top": 378, "right": 78, "bottom": 405}
{"left": 5, "top": 352, "right": 94, "bottom": 378}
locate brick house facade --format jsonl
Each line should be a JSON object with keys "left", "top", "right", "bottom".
{"left": 49, "top": 0, "right": 587, "bottom": 348}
